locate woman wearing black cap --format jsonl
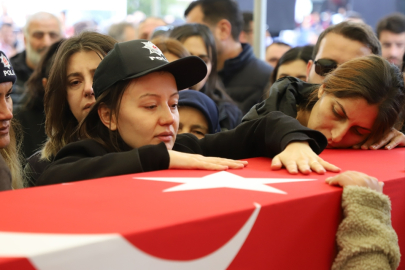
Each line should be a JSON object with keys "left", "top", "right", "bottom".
{"left": 0, "top": 51, "right": 25, "bottom": 191}
{"left": 37, "top": 39, "right": 340, "bottom": 186}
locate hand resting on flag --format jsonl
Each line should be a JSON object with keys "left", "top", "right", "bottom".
{"left": 352, "top": 127, "right": 405, "bottom": 150}
{"left": 270, "top": 141, "right": 341, "bottom": 174}
{"left": 168, "top": 150, "right": 248, "bottom": 170}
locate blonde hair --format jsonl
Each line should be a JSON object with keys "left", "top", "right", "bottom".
{"left": 0, "top": 119, "right": 25, "bottom": 189}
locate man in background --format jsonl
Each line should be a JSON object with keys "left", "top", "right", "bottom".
{"left": 136, "top": 17, "right": 166, "bottom": 40}
{"left": 108, "top": 22, "right": 137, "bottom": 42}
{"left": 307, "top": 21, "right": 381, "bottom": 84}
{"left": 376, "top": 13, "right": 405, "bottom": 68}
{"left": 10, "top": 12, "right": 62, "bottom": 105}
{"left": 185, "top": 0, "right": 273, "bottom": 114}
{"left": 239, "top": 12, "right": 272, "bottom": 48}
{"left": 265, "top": 41, "right": 291, "bottom": 67}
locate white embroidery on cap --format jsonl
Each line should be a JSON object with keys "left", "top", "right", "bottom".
{"left": 141, "top": 41, "right": 169, "bottom": 62}
{"left": 0, "top": 54, "right": 11, "bottom": 69}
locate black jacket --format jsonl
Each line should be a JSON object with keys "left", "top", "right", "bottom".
{"left": 10, "top": 50, "right": 33, "bottom": 106}
{"left": 200, "top": 85, "right": 243, "bottom": 131}
{"left": 242, "top": 76, "right": 319, "bottom": 122}
{"left": 37, "top": 111, "right": 326, "bottom": 186}
{"left": 218, "top": 43, "right": 273, "bottom": 115}
{"left": 14, "top": 93, "right": 47, "bottom": 159}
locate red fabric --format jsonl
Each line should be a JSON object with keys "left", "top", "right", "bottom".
{"left": 0, "top": 258, "right": 36, "bottom": 270}
{"left": 0, "top": 148, "right": 403, "bottom": 269}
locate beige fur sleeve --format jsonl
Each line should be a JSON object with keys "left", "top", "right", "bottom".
{"left": 331, "top": 186, "right": 400, "bottom": 270}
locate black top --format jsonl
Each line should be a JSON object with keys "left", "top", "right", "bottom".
{"left": 200, "top": 84, "right": 243, "bottom": 131}
{"left": 242, "top": 76, "right": 319, "bottom": 122}
{"left": 218, "top": 43, "right": 273, "bottom": 115}
{"left": 10, "top": 50, "right": 33, "bottom": 106}
{"left": 14, "top": 93, "right": 47, "bottom": 159}
{"left": 37, "top": 111, "right": 326, "bottom": 186}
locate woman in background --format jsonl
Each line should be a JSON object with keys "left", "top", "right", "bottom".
{"left": 151, "top": 37, "right": 190, "bottom": 62}
{"left": 170, "top": 23, "right": 242, "bottom": 130}
{"left": 270, "top": 45, "right": 313, "bottom": 84}
{"left": 178, "top": 89, "right": 221, "bottom": 139}
{"left": 24, "top": 32, "right": 117, "bottom": 186}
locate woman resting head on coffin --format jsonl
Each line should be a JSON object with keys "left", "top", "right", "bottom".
{"left": 37, "top": 39, "right": 340, "bottom": 186}
{"left": 243, "top": 55, "right": 405, "bottom": 150}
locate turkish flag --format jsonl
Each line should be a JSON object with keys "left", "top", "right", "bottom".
{"left": 0, "top": 148, "right": 403, "bottom": 269}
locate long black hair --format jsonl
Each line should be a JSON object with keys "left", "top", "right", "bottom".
{"left": 270, "top": 45, "right": 313, "bottom": 84}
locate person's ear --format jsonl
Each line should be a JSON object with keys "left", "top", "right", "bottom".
{"left": 306, "top": 60, "right": 313, "bottom": 79}
{"left": 42, "top": 78, "right": 48, "bottom": 88}
{"left": 98, "top": 103, "right": 117, "bottom": 130}
{"left": 216, "top": 19, "right": 232, "bottom": 41}
{"left": 318, "top": 85, "right": 325, "bottom": 98}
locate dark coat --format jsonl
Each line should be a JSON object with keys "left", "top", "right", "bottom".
{"left": 242, "top": 76, "right": 319, "bottom": 122}
{"left": 14, "top": 93, "right": 47, "bottom": 159}
{"left": 218, "top": 43, "right": 273, "bottom": 115}
{"left": 10, "top": 50, "right": 33, "bottom": 106}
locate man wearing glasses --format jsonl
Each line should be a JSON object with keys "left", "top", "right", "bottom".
{"left": 306, "top": 21, "right": 381, "bottom": 84}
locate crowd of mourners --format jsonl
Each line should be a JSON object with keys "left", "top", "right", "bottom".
{"left": 0, "top": 0, "right": 404, "bottom": 268}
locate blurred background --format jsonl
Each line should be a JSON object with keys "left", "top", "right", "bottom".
{"left": 1, "top": 0, "right": 404, "bottom": 58}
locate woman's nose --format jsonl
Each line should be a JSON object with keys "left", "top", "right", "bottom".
{"left": 159, "top": 106, "right": 175, "bottom": 125}
{"left": 84, "top": 80, "right": 95, "bottom": 98}
{"left": 331, "top": 123, "right": 350, "bottom": 143}
{"left": 0, "top": 99, "right": 12, "bottom": 121}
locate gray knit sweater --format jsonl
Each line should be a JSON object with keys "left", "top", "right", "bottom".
{"left": 332, "top": 186, "right": 401, "bottom": 269}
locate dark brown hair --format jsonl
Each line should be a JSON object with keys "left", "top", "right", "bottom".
{"left": 376, "top": 13, "right": 405, "bottom": 38}
{"left": 312, "top": 21, "right": 381, "bottom": 60}
{"left": 42, "top": 32, "right": 117, "bottom": 159}
{"left": 79, "top": 80, "right": 133, "bottom": 152}
{"left": 151, "top": 37, "right": 191, "bottom": 59}
{"left": 184, "top": 0, "right": 243, "bottom": 41}
{"left": 305, "top": 55, "right": 405, "bottom": 142}
{"left": 270, "top": 45, "right": 313, "bottom": 85}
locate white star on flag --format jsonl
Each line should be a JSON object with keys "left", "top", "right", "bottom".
{"left": 134, "top": 171, "right": 316, "bottom": 194}
{"left": 142, "top": 41, "right": 164, "bottom": 56}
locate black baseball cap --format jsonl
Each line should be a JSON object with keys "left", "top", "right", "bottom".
{"left": 0, "top": 51, "right": 16, "bottom": 85}
{"left": 93, "top": 39, "right": 207, "bottom": 98}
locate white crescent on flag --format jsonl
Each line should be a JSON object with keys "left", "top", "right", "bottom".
{"left": 0, "top": 203, "right": 261, "bottom": 270}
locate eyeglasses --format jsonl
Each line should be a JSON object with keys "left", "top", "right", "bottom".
{"left": 314, "top": 59, "right": 338, "bottom": 76}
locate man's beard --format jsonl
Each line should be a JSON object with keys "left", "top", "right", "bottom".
{"left": 26, "top": 42, "right": 45, "bottom": 67}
